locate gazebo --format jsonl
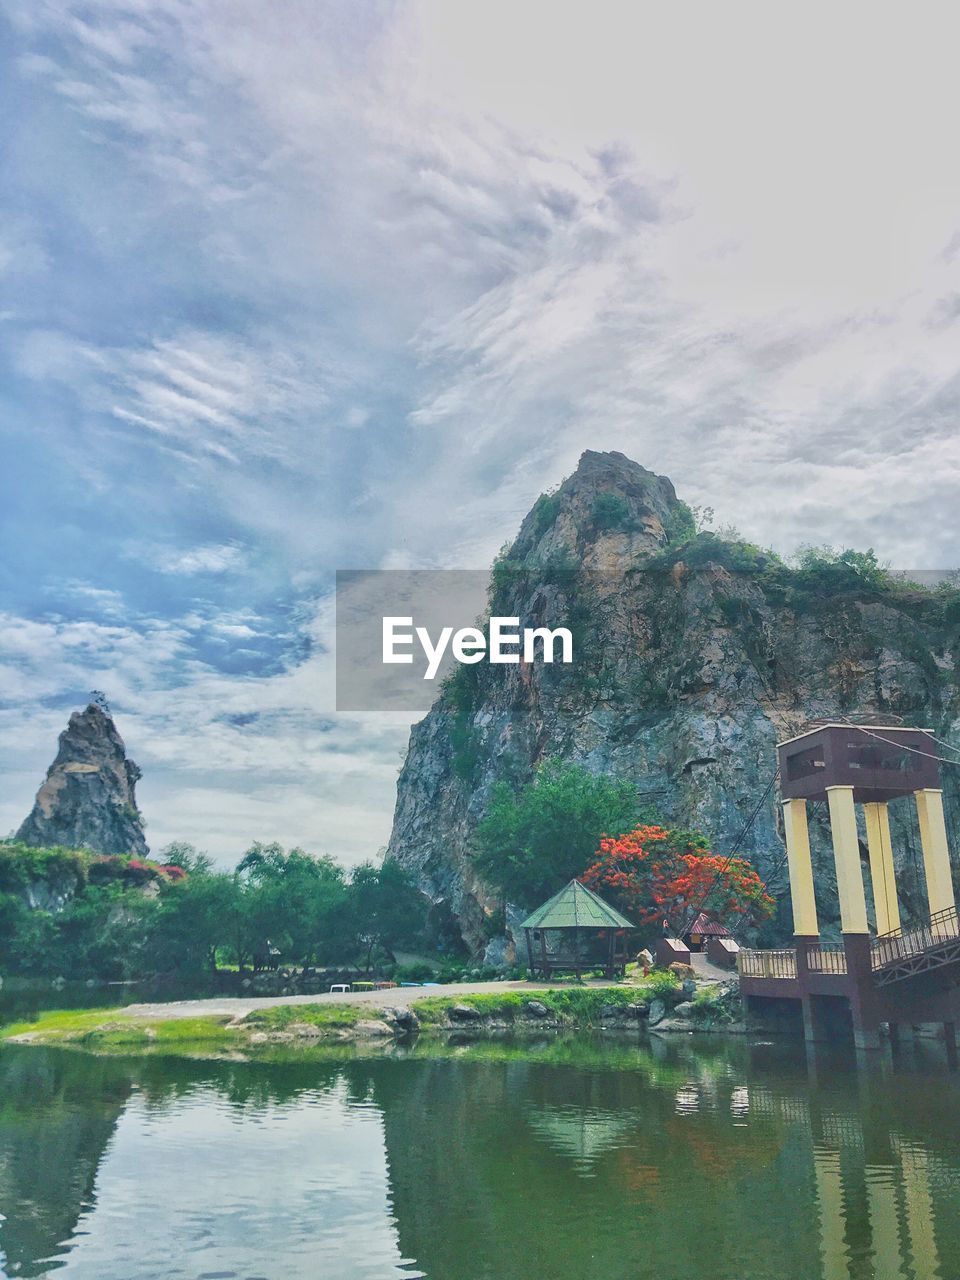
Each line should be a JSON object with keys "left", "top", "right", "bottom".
{"left": 520, "top": 879, "right": 635, "bottom": 979}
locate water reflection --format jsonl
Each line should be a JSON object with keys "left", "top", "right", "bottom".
{"left": 0, "top": 1035, "right": 958, "bottom": 1279}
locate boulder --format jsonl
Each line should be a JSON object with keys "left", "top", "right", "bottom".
{"left": 648, "top": 998, "right": 668, "bottom": 1026}
{"left": 636, "top": 949, "right": 655, "bottom": 969}
{"left": 651, "top": 1017, "right": 694, "bottom": 1033}
{"left": 671, "top": 1001, "right": 696, "bottom": 1019}
{"left": 354, "top": 1019, "right": 394, "bottom": 1037}
{"left": 668, "top": 962, "right": 696, "bottom": 981}
{"left": 523, "top": 1000, "right": 550, "bottom": 1019}
{"left": 288, "top": 1022, "right": 324, "bottom": 1039}
{"left": 384, "top": 1007, "right": 421, "bottom": 1032}
{"left": 449, "top": 1003, "right": 482, "bottom": 1022}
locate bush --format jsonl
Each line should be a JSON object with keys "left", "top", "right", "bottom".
{"left": 394, "top": 961, "right": 436, "bottom": 983}
{"left": 644, "top": 969, "right": 681, "bottom": 1001}
{"left": 590, "top": 493, "right": 636, "bottom": 533}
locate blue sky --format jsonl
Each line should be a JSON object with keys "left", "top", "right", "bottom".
{"left": 3, "top": 1, "right": 960, "bottom": 864}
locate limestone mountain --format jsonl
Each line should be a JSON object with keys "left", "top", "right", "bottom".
{"left": 387, "top": 450, "right": 960, "bottom": 956}
{"left": 16, "top": 702, "right": 149, "bottom": 856}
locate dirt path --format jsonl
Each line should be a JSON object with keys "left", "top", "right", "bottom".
{"left": 121, "top": 979, "right": 603, "bottom": 1021}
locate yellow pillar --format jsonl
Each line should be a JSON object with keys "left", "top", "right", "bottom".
{"left": 783, "top": 798, "right": 819, "bottom": 936}
{"left": 813, "top": 1150, "right": 848, "bottom": 1280}
{"left": 826, "top": 786, "right": 868, "bottom": 933}
{"left": 914, "top": 789, "right": 956, "bottom": 916}
{"left": 863, "top": 801, "right": 901, "bottom": 936}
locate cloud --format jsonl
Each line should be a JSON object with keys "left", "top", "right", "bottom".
{"left": 3, "top": 1, "right": 960, "bottom": 866}
{"left": 143, "top": 543, "right": 246, "bottom": 576}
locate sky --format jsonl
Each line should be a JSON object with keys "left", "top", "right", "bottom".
{"left": 3, "top": 0, "right": 960, "bottom": 865}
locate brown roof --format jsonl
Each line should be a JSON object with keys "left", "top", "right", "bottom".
{"left": 688, "top": 912, "right": 729, "bottom": 936}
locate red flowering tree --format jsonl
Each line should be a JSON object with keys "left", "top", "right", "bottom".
{"left": 581, "top": 824, "right": 774, "bottom": 933}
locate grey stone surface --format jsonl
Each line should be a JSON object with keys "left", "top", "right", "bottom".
{"left": 648, "top": 998, "right": 667, "bottom": 1026}
{"left": 387, "top": 449, "right": 960, "bottom": 952}
{"left": 16, "top": 702, "right": 148, "bottom": 856}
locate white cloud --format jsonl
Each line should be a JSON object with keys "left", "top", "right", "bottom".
{"left": 144, "top": 543, "right": 246, "bottom": 576}
{"left": 4, "top": 1, "right": 960, "bottom": 865}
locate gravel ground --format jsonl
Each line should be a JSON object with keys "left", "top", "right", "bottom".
{"left": 120, "top": 979, "right": 602, "bottom": 1020}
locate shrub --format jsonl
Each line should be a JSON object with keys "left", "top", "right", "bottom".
{"left": 590, "top": 492, "right": 636, "bottom": 533}
{"left": 394, "top": 961, "right": 436, "bottom": 983}
{"left": 644, "top": 969, "right": 681, "bottom": 1000}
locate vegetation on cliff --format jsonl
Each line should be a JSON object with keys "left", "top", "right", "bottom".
{"left": 387, "top": 450, "right": 960, "bottom": 952}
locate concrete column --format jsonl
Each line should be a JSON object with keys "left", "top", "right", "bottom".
{"left": 914, "top": 789, "right": 956, "bottom": 917}
{"left": 863, "top": 801, "right": 901, "bottom": 936}
{"left": 783, "top": 798, "right": 820, "bottom": 937}
{"left": 826, "top": 786, "right": 869, "bottom": 933}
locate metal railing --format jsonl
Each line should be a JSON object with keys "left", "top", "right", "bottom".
{"left": 804, "top": 944, "right": 847, "bottom": 975}
{"left": 738, "top": 948, "right": 797, "bottom": 979}
{"left": 871, "top": 905, "right": 960, "bottom": 971}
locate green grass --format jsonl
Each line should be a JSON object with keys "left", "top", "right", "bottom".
{"left": 243, "top": 1003, "right": 368, "bottom": 1031}
{"left": 411, "top": 986, "right": 643, "bottom": 1027}
{"left": 0, "top": 974, "right": 698, "bottom": 1056}
{"left": 0, "top": 1006, "right": 235, "bottom": 1047}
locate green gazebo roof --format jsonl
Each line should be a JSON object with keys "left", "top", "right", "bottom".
{"left": 520, "top": 879, "right": 635, "bottom": 931}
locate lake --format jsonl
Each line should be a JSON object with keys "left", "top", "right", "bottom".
{"left": 1, "top": 1033, "right": 958, "bottom": 1279}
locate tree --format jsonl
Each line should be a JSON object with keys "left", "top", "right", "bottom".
{"left": 581, "top": 824, "right": 774, "bottom": 933}
{"left": 237, "top": 842, "right": 349, "bottom": 966}
{"left": 158, "top": 841, "right": 214, "bottom": 875}
{"left": 474, "top": 757, "right": 644, "bottom": 907}
{"left": 346, "top": 859, "right": 427, "bottom": 973}
{"left": 147, "top": 870, "right": 246, "bottom": 974}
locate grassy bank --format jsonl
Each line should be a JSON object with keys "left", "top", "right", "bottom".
{"left": 0, "top": 1007, "right": 237, "bottom": 1048}
{"left": 0, "top": 981, "right": 704, "bottom": 1052}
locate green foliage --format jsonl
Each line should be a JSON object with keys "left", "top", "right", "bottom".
{"left": 643, "top": 968, "right": 682, "bottom": 1000}
{"left": 346, "top": 859, "right": 428, "bottom": 972}
{"left": 784, "top": 545, "right": 897, "bottom": 603}
{"left": 662, "top": 500, "right": 697, "bottom": 545}
{"left": 690, "top": 984, "right": 737, "bottom": 1024}
{"left": 0, "top": 841, "right": 93, "bottom": 892}
{"left": 158, "top": 841, "right": 214, "bottom": 874}
{"left": 394, "top": 961, "right": 437, "bottom": 982}
{"left": 0, "top": 839, "right": 429, "bottom": 982}
{"left": 442, "top": 662, "right": 484, "bottom": 783}
{"left": 473, "top": 757, "right": 643, "bottom": 906}
{"left": 530, "top": 489, "right": 561, "bottom": 537}
{"left": 589, "top": 492, "right": 636, "bottom": 533}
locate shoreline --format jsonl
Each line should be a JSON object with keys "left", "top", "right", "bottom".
{"left": 1, "top": 980, "right": 747, "bottom": 1052}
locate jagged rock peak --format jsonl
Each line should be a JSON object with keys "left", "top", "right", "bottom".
{"left": 16, "top": 702, "right": 149, "bottom": 856}
{"left": 510, "top": 450, "right": 684, "bottom": 569}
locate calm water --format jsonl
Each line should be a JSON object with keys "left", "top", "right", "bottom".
{"left": 1, "top": 1034, "right": 959, "bottom": 1280}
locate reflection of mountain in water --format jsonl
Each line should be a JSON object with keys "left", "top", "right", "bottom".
{"left": 0, "top": 1049, "right": 132, "bottom": 1278}
{"left": 1, "top": 1040, "right": 959, "bottom": 1280}
{"left": 370, "top": 1041, "right": 960, "bottom": 1280}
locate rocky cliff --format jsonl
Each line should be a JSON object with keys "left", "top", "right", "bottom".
{"left": 387, "top": 450, "right": 960, "bottom": 955}
{"left": 16, "top": 702, "right": 149, "bottom": 856}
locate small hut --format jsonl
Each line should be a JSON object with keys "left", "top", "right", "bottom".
{"left": 684, "top": 911, "right": 729, "bottom": 952}
{"left": 520, "top": 880, "right": 635, "bottom": 979}
{"left": 683, "top": 911, "right": 740, "bottom": 970}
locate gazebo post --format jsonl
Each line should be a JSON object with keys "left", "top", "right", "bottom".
{"left": 540, "top": 928, "right": 549, "bottom": 979}
{"left": 525, "top": 929, "right": 535, "bottom": 977}
{"left": 607, "top": 929, "right": 615, "bottom": 978}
